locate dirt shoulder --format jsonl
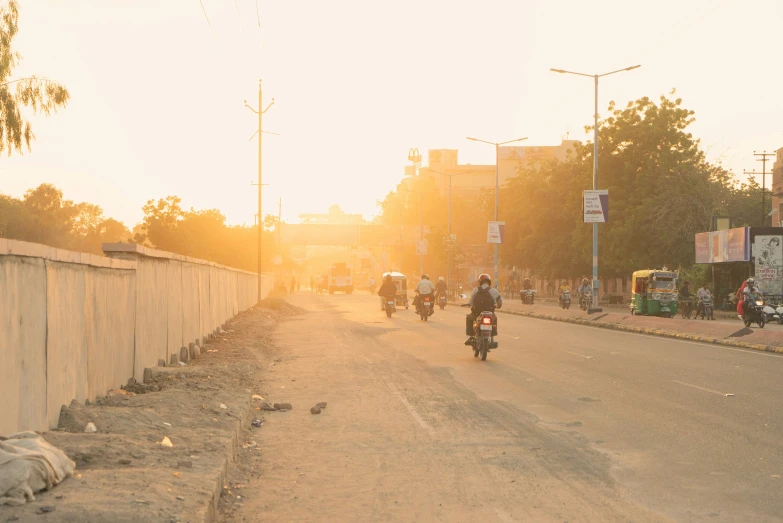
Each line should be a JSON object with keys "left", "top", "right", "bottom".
{"left": 1, "top": 298, "right": 301, "bottom": 523}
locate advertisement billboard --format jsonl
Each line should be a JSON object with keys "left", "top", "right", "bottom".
{"left": 694, "top": 227, "right": 749, "bottom": 264}
{"left": 583, "top": 190, "right": 608, "bottom": 223}
{"left": 487, "top": 221, "right": 505, "bottom": 244}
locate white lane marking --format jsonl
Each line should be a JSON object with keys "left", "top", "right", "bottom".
{"left": 671, "top": 380, "right": 733, "bottom": 397}
{"left": 385, "top": 380, "right": 435, "bottom": 436}
{"left": 565, "top": 351, "right": 593, "bottom": 359}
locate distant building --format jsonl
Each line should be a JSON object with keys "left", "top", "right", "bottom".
{"left": 412, "top": 140, "right": 581, "bottom": 198}
{"left": 772, "top": 147, "right": 783, "bottom": 226}
{"left": 298, "top": 204, "right": 364, "bottom": 225}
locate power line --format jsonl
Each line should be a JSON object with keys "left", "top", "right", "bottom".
{"left": 199, "top": 0, "right": 212, "bottom": 29}
{"left": 233, "top": 0, "right": 244, "bottom": 30}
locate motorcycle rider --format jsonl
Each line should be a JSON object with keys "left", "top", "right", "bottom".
{"left": 435, "top": 276, "right": 447, "bottom": 301}
{"left": 558, "top": 279, "right": 570, "bottom": 306}
{"left": 377, "top": 274, "right": 397, "bottom": 311}
{"left": 736, "top": 277, "right": 756, "bottom": 319}
{"left": 413, "top": 274, "right": 436, "bottom": 315}
{"left": 522, "top": 278, "right": 533, "bottom": 291}
{"left": 464, "top": 273, "right": 503, "bottom": 347}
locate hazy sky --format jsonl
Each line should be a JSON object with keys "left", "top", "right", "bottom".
{"left": 2, "top": 0, "right": 782, "bottom": 227}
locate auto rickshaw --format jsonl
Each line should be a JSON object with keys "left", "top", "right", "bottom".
{"left": 382, "top": 272, "right": 409, "bottom": 309}
{"left": 630, "top": 269, "right": 678, "bottom": 317}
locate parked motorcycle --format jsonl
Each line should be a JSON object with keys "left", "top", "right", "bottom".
{"left": 520, "top": 289, "right": 536, "bottom": 305}
{"left": 471, "top": 311, "right": 496, "bottom": 361}
{"left": 560, "top": 290, "right": 571, "bottom": 310}
{"left": 438, "top": 294, "right": 447, "bottom": 310}
{"left": 743, "top": 298, "right": 766, "bottom": 328}
{"left": 762, "top": 303, "right": 781, "bottom": 324}
{"left": 775, "top": 304, "right": 783, "bottom": 325}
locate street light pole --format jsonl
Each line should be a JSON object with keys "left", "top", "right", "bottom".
{"left": 244, "top": 80, "right": 276, "bottom": 302}
{"left": 550, "top": 64, "right": 640, "bottom": 310}
{"left": 466, "top": 136, "right": 528, "bottom": 288}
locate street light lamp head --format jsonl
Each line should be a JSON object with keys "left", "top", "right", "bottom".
{"left": 550, "top": 68, "right": 567, "bottom": 73}
{"left": 466, "top": 137, "right": 478, "bottom": 141}
{"left": 625, "top": 65, "right": 641, "bottom": 71}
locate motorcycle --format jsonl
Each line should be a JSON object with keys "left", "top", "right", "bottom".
{"left": 384, "top": 298, "right": 396, "bottom": 318}
{"left": 696, "top": 295, "right": 714, "bottom": 320}
{"left": 560, "top": 290, "right": 571, "bottom": 310}
{"left": 471, "top": 311, "right": 496, "bottom": 361}
{"left": 580, "top": 291, "right": 592, "bottom": 311}
{"left": 762, "top": 303, "right": 780, "bottom": 324}
{"left": 417, "top": 293, "right": 434, "bottom": 321}
{"left": 775, "top": 304, "right": 783, "bottom": 325}
{"left": 520, "top": 289, "right": 536, "bottom": 305}
{"left": 438, "top": 293, "right": 447, "bottom": 310}
{"left": 743, "top": 298, "right": 766, "bottom": 328}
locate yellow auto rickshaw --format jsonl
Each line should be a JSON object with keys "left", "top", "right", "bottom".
{"left": 382, "top": 272, "right": 409, "bottom": 309}
{"left": 630, "top": 269, "right": 678, "bottom": 317}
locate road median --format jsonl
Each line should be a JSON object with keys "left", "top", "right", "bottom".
{"left": 496, "top": 303, "right": 783, "bottom": 355}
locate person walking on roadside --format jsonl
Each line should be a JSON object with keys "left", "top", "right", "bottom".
{"left": 290, "top": 276, "right": 296, "bottom": 295}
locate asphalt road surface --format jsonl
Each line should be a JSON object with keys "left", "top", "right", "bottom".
{"left": 229, "top": 293, "right": 783, "bottom": 522}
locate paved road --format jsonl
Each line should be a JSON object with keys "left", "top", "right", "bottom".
{"left": 231, "top": 293, "right": 783, "bottom": 522}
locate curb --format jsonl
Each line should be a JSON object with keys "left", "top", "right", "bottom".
{"left": 497, "top": 308, "right": 783, "bottom": 355}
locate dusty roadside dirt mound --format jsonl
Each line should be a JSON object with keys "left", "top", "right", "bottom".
{"left": 257, "top": 296, "right": 306, "bottom": 316}
{"left": 1, "top": 302, "right": 291, "bottom": 523}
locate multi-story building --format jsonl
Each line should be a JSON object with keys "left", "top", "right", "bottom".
{"left": 772, "top": 147, "right": 783, "bottom": 226}
{"left": 412, "top": 140, "right": 581, "bottom": 198}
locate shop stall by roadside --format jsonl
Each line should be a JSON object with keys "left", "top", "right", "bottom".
{"left": 695, "top": 227, "right": 783, "bottom": 307}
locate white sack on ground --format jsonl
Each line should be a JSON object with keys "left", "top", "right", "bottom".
{"left": 0, "top": 431, "right": 76, "bottom": 505}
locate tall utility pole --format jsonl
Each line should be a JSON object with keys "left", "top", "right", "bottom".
{"left": 244, "top": 80, "right": 275, "bottom": 301}
{"left": 551, "top": 64, "right": 640, "bottom": 311}
{"left": 407, "top": 148, "right": 423, "bottom": 276}
{"left": 428, "top": 169, "right": 480, "bottom": 298}
{"left": 466, "top": 137, "right": 528, "bottom": 288}
{"left": 277, "top": 197, "right": 282, "bottom": 280}
{"left": 744, "top": 151, "right": 775, "bottom": 226}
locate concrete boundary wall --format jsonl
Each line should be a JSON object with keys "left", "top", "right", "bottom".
{"left": 0, "top": 239, "right": 273, "bottom": 435}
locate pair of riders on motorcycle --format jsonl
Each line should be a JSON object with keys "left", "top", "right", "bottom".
{"left": 412, "top": 274, "right": 448, "bottom": 315}
{"left": 736, "top": 277, "right": 763, "bottom": 320}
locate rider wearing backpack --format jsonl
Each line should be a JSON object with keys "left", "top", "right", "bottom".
{"left": 464, "top": 273, "right": 503, "bottom": 346}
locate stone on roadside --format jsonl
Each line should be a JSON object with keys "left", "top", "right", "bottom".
{"left": 118, "top": 459, "right": 131, "bottom": 465}
{"left": 260, "top": 402, "right": 276, "bottom": 411}
{"left": 273, "top": 403, "right": 292, "bottom": 411}
{"left": 310, "top": 406, "right": 321, "bottom": 415}
{"left": 84, "top": 422, "right": 97, "bottom": 433}
{"left": 316, "top": 402, "right": 327, "bottom": 409}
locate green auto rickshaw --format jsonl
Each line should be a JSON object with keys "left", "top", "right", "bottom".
{"left": 629, "top": 269, "right": 678, "bottom": 317}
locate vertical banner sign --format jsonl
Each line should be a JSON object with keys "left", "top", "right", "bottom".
{"left": 487, "top": 222, "right": 505, "bottom": 244}
{"left": 583, "top": 190, "right": 609, "bottom": 223}
{"left": 753, "top": 235, "right": 783, "bottom": 297}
